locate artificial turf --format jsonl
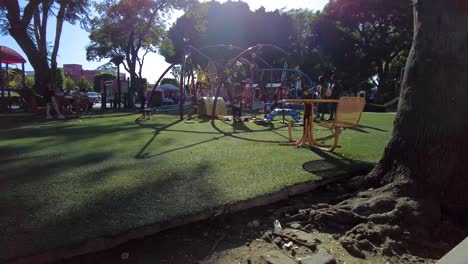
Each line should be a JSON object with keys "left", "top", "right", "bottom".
{"left": 0, "top": 111, "right": 394, "bottom": 261}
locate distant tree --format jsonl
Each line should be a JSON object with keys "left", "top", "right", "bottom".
{"left": 164, "top": 1, "right": 293, "bottom": 66}
{"left": 7, "top": 69, "right": 23, "bottom": 88}
{"left": 77, "top": 76, "right": 93, "bottom": 91}
{"left": 1, "top": 0, "right": 90, "bottom": 97}
{"left": 64, "top": 76, "right": 75, "bottom": 91}
{"left": 287, "top": 9, "right": 332, "bottom": 80}
{"left": 312, "top": 0, "right": 413, "bottom": 98}
{"left": 96, "top": 62, "right": 117, "bottom": 73}
{"left": 135, "top": 77, "right": 148, "bottom": 103}
{"left": 86, "top": 0, "right": 194, "bottom": 108}
{"left": 93, "top": 72, "right": 116, "bottom": 93}
{"left": 25, "top": 76, "right": 34, "bottom": 88}
{"left": 55, "top": 68, "right": 65, "bottom": 90}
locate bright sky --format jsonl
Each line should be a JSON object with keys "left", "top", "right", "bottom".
{"left": 0, "top": 0, "right": 328, "bottom": 83}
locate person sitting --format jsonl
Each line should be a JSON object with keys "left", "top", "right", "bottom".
{"left": 72, "top": 88, "right": 81, "bottom": 117}
{"left": 45, "top": 83, "right": 65, "bottom": 120}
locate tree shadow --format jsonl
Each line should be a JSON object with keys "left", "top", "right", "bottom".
{"left": 134, "top": 117, "right": 183, "bottom": 159}
{"left": 134, "top": 116, "right": 291, "bottom": 160}
{"left": 347, "top": 127, "right": 370, "bottom": 133}
{"left": 210, "top": 121, "right": 288, "bottom": 144}
{"left": 0, "top": 151, "right": 115, "bottom": 186}
{"left": 302, "top": 148, "right": 375, "bottom": 180}
{"left": 358, "top": 124, "right": 388, "bottom": 132}
{"left": 0, "top": 118, "right": 142, "bottom": 142}
{"left": 2, "top": 159, "right": 227, "bottom": 262}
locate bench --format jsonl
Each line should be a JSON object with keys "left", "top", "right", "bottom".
{"left": 316, "top": 97, "right": 366, "bottom": 152}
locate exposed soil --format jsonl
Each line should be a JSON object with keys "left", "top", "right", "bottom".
{"left": 58, "top": 176, "right": 461, "bottom": 264}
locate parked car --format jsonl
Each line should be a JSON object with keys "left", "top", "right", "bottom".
{"left": 87, "top": 92, "right": 101, "bottom": 103}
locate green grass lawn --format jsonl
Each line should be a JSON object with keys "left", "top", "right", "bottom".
{"left": 0, "top": 111, "right": 394, "bottom": 261}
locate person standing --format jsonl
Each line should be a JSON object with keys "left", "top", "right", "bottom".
{"left": 328, "top": 75, "right": 342, "bottom": 121}
{"left": 231, "top": 83, "right": 244, "bottom": 122}
{"left": 316, "top": 76, "right": 329, "bottom": 121}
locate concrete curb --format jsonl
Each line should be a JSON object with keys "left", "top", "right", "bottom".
{"left": 9, "top": 170, "right": 366, "bottom": 264}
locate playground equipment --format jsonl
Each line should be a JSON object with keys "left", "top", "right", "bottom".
{"left": 146, "top": 44, "right": 316, "bottom": 121}
{"left": 0, "top": 46, "right": 28, "bottom": 112}
{"left": 100, "top": 78, "right": 130, "bottom": 110}
{"left": 267, "top": 108, "right": 301, "bottom": 122}
{"left": 198, "top": 97, "right": 227, "bottom": 116}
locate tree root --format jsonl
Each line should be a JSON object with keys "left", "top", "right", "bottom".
{"left": 285, "top": 183, "right": 448, "bottom": 259}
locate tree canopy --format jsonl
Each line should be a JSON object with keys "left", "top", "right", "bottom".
{"left": 316, "top": 0, "right": 412, "bottom": 98}
{"left": 1, "top": 0, "right": 90, "bottom": 97}
{"left": 93, "top": 72, "right": 116, "bottom": 93}
{"left": 163, "top": 1, "right": 293, "bottom": 66}
{"left": 86, "top": 0, "right": 194, "bottom": 107}
{"left": 162, "top": 0, "right": 412, "bottom": 101}
{"left": 77, "top": 76, "right": 93, "bottom": 91}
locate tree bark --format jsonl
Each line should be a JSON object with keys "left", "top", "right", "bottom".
{"left": 5, "top": 1, "right": 51, "bottom": 98}
{"left": 288, "top": 0, "right": 467, "bottom": 258}
{"left": 50, "top": 2, "right": 66, "bottom": 86}
{"left": 367, "top": 0, "right": 468, "bottom": 223}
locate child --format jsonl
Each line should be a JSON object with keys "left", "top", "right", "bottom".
{"left": 232, "top": 83, "right": 244, "bottom": 122}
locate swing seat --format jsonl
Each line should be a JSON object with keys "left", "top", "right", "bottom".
{"left": 316, "top": 97, "right": 365, "bottom": 152}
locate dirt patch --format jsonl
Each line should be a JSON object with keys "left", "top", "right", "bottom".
{"left": 59, "top": 177, "right": 457, "bottom": 264}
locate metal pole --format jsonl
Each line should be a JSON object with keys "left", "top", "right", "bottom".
{"left": 211, "top": 78, "right": 224, "bottom": 121}
{"left": 101, "top": 79, "right": 106, "bottom": 110}
{"left": 21, "top": 63, "right": 26, "bottom": 89}
{"left": 178, "top": 60, "right": 185, "bottom": 120}
{"left": 117, "top": 65, "right": 121, "bottom": 110}
{"left": 0, "top": 63, "right": 4, "bottom": 111}
{"left": 250, "top": 68, "right": 254, "bottom": 111}
{"left": 6, "top": 64, "right": 11, "bottom": 112}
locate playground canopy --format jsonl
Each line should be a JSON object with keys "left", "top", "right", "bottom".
{"left": 0, "top": 46, "right": 28, "bottom": 113}
{"left": 158, "top": 83, "right": 178, "bottom": 91}
{"left": 0, "top": 46, "right": 26, "bottom": 64}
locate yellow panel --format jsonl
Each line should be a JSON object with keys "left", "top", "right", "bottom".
{"left": 198, "top": 97, "right": 227, "bottom": 117}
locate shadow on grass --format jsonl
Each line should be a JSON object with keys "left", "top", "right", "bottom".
{"left": 80, "top": 110, "right": 137, "bottom": 118}
{"left": 0, "top": 120, "right": 143, "bottom": 147}
{"left": 134, "top": 116, "right": 291, "bottom": 159}
{"left": 358, "top": 124, "right": 388, "bottom": 132}
{"left": 0, "top": 151, "right": 115, "bottom": 186}
{"left": 302, "top": 148, "right": 375, "bottom": 179}
{"left": 134, "top": 117, "right": 183, "bottom": 159}
{"left": 1, "top": 155, "right": 226, "bottom": 263}
{"left": 210, "top": 121, "right": 290, "bottom": 144}
{"left": 0, "top": 112, "right": 46, "bottom": 129}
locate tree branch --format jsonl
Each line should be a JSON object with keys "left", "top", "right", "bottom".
{"left": 51, "top": 2, "right": 66, "bottom": 79}
{"left": 21, "top": 0, "right": 42, "bottom": 25}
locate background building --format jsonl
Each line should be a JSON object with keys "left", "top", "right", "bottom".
{"left": 63, "top": 64, "right": 104, "bottom": 83}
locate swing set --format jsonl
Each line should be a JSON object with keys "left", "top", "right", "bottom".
{"left": 145, "top": 44, "right": 316, "bottom": 121}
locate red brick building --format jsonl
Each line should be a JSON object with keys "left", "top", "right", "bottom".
{"left": 63, "top": 64, "right": 107, "bottom": 83}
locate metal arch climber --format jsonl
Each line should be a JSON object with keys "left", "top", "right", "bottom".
{"left": 146, "top": 44, "right": 315, "bottom": 121}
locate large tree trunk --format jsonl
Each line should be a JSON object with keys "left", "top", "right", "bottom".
{"left": 5, "top": 1, "right": 51, "bottom": 98}
{"left": 287, "top": 0, "right": 467, "bottom": 258}
{"left": 368, "top": 0, "right": 468, "bottom": 225}
{"left": 7, "top": 26, "right": 50, "bottom": 99}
